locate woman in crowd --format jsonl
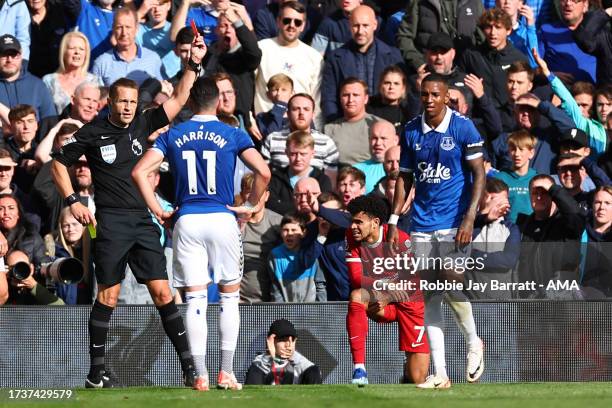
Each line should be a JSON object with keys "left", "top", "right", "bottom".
{"left": 0, "top": 194, "right": 46, "bottom": 265}
{"left": 42, "top": 32, "right": 102, "bottom": 114}
{"left": 581, "top": 186, "right": 612, "bottom": 297}
{"left": 54, "top": 207, "right": 93, "bottom": 305}
{"left": 366, "top": 65, "right": 417, "bottom": 135}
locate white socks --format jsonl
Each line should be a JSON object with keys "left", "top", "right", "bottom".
{"left": 219, "top": 290, "right": 240, "bottom": 374}
{"left": 447, "top": 293, "right": 480, "bottom": 349}
{"left": 185, "top": 289, "right": 208, "bottom": 378}
{"left": 425, "top": 292, "right": 447, "bottom": 378}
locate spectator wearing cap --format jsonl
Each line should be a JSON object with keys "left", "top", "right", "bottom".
{"left": 533, "top": 48, "right": 607, "bottom": 158}
{"left": 538, "top": 0, "right": 596, "bottom": 84}
{"left": 411, "top": 32, "right": 468, "bottom": 94}
{"left": 0, "top": 0, "right": 30, "bottom": 62}
{"left": 92, "top": 8, "right": 163, "bottom": 86}
{"left": 245, "top": 319, "right": 322, "bottom": 385}
{"left": 321, "top": 5, "right": 402, "bottom": 123}
{"left": 459, "top": 8, "right": 529, "bottom": 117}
{"left": 0, "top": 35, "right": 55, "bottom": 122}
{"left": 76, "top": 0, "right": 115, "bottom": 62}
{"left": 27, "top": 0, "right": 81, "bottom": 78}
{"left": 491, "top": 92, "right": 575, "bottom": 175}
{"left": 396, "top": 0, "right": 484, "bottom": 75}
{"left": 572, "top": 7, "right": 612, "bottom": 86}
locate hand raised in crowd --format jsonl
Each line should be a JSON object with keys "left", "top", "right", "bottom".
{"left": 414, "top": 63, "right": 430, "bottom": 93}
{"left": 70, "top": 202, "right": 97, "bottom": 228}
{"left": 482, "top": 195, "right": 510, "bottom": 222}
{"left": 519, "top": 4, "right": 535, "bottom": 26}
{"left": 531, "top": 48, "right": 551, "bottom": 77}
{"left": 515, "top": 93, "right": 541, "bottom": 109}
{"left": 20, "top": 159, "right": 40, "bottom": 175}
{"left": 531, "top": 176, "right": 555, "bottom": 192}
{"left": 266, "top": 333, "right": 277, "bottom": 358}
{"left": 190, "top": 33, "right": 207, "bottom": 64}
{"left": 306, "top": 191, "right": 320, "bottom": 214}
{"left": 318, "top": 217, "right": 331, "bottom": 237}
{"left": 224, "top": 1, "right": 254, "bottom": 29}
{"left": 464, "top": 74, "right": 484, "bottom": 99}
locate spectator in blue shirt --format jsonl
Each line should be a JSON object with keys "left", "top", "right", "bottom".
{"left": 93, "top": 8, "right": 163, "bottom": 86}
{"left": 137, "top": 0, "right": 181, "bottom": 79}
{"left": 76, "top": 0, "right": 115, "bottom": 63}
{"left": 538, "top": 0, "right": 597, "bottom": 84}
{"left": 497, "top": 0, "right": 539, "bottom": 67}
{"left": 0, "top": 35, "right": 55, "bottom": 121}
{"left": 0, "top": 0, "right": 30, "bottom": 62}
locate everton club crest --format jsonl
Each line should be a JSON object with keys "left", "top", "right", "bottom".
{"left": 440, "top": 136, "right": 455, "bottom": 151}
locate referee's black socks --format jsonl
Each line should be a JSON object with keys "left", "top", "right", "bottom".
{"left": 88, "top": 300, "right": 114, "bottom": 378}
{"left": 157, "top": 301, "right": 194, "bottom": 372}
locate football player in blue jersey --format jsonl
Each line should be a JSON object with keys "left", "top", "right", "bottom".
{"left": 132, "top": 77, "right": 271, "bottom": 391}
{"left": 387, "top": 73, "right": 486, "bottom": 389}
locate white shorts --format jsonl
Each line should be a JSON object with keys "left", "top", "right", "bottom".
{"left": 410, "top": 228, "right": 471, "bottom": 274}
{"left": 172, "top": 213, "right": 243, "bottom": 288}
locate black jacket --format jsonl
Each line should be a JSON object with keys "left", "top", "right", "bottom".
{"left": 459, "top": 42, "right": 529, "bottom": 113}
{"left": 517, "top": 185, "right": 586, "bottom": 294}
{"left": 396, "top": 0, "right": 484, "bottom": 73}
{"left": 266, "top": 166, "right": 332, "bottom": 215}
{"left": 573, "top": 9, "right": 612, "bottom": 85}
{"left": 214, "top": 23, "right": 262, "bottom": 128}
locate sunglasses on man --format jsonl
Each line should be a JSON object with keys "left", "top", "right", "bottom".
{"left": 282, "top": 18, "right": 303, "bottom": 27}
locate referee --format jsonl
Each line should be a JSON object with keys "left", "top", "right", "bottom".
{"left": 50, "top": 36, "right": 206, "bottom": 388}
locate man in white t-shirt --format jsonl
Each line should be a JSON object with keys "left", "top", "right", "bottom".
{"left": 254, "top": 1, "right": 323, "bottom": 120}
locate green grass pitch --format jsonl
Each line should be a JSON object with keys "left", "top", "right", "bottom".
{"left": 4, "top": 383, "right": 612, "bottom": 408}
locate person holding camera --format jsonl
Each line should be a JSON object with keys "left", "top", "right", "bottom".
{"left": 4, "top": 250, "right": 64, "bottom": 305}
{"left": 53, "top": 207, "right": 93, "bottom": 305}
{"left": 244, "top": 319, "right": 322, "bottom": 385}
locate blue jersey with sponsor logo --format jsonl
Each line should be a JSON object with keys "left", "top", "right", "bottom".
{"left": 399, "top": 108, "right": 483, "bottom": 232}
{"left": 152, "top": 115, "right": 254, "bottom": 218}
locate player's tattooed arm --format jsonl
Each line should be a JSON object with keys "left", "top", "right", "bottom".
{"left": 456, "top": 157, "right": 485, "bottom": 248}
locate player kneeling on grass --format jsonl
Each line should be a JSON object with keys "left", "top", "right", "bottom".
{"left": 245, "top": 319, "right": 322, "bottom": 385}
{"left": 345, "top": 195, "right": 430, "bottom": 386}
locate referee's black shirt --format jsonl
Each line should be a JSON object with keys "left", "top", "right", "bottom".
{"left": 53, "top": 106, "right": 169, "bottom": 210}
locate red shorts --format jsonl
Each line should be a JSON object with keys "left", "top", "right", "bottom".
{"left": 371, "top": 301, "right": 429, "bottom": 354}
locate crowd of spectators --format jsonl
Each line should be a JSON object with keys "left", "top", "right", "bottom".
{"left": 0, "top": 0, "right": 611, "bottom": 306}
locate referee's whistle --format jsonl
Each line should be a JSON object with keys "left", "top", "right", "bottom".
{"left": 87, "top": 223, "right": 97, "bottom": 239}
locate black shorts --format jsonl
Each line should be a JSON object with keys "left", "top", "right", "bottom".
{"left": 94, "top": 208, "right": 167, "bottom": 285}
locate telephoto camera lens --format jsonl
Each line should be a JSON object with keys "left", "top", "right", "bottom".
{"left": 8, "top": 262, "right": 31, "bottom": 281}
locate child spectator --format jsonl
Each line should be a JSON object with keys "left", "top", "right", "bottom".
{"left": 256, "top": 73, "right": 293, "bottom": 138}
{"left": 493, "top": 130, "right": 537, "bottom": 222}
{"left": 269, "top": 213, "right": 322, "bottom": 303}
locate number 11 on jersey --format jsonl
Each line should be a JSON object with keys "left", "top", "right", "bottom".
{"left": 182, "top": 150, "right": 216, "bottom": 195}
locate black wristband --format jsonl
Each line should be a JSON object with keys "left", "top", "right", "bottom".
{"left": 186, "top": 59, "right": 201, "bottom": 74}
{"left": 64, "top": 193, "right": 79, "bottom": 207}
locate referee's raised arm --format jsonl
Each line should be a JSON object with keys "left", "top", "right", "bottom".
{"left": 161, "top": 33, "right": 206, "bottom": 123}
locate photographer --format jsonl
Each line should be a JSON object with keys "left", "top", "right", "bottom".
{"left": 245, "top": 319, "right": 322, "bottom": 385}
{"left": 4, "top": 250, "right": 64, "bottom": 305}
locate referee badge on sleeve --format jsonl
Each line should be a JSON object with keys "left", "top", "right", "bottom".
{"left": 100, "top": 144, "right": 117, "bottom": 164}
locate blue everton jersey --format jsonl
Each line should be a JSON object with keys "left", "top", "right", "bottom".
{"left": 152, "top": 115, "right": 254, "bottom": 218}
{"left": 399, "top": 108, "right": 483, "bottom": 232}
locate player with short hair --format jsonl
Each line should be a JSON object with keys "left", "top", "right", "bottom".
{"left": 345, "top": 195, "right": 429, "bottom": 386}
{"left": 132, "top": 76, "right": 271, "bottom": 391}
{"left": 387, "top": 73, "right": 486, "bottom": 388}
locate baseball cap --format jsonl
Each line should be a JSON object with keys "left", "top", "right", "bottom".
{"left": 268, "top": 319, "right": 297, "bottom": 338}
{"left": 0, "top": 34, "right": 21, "bottom": 54}
{"left": 426, "top": 33, "right": 454, "bottom": 51}
{"left": 559, "top": 128, "right": 589, "bottom": 148}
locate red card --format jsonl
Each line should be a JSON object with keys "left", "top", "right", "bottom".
{"left": 190, "top": 19, "right": 198, "bottom": 37}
